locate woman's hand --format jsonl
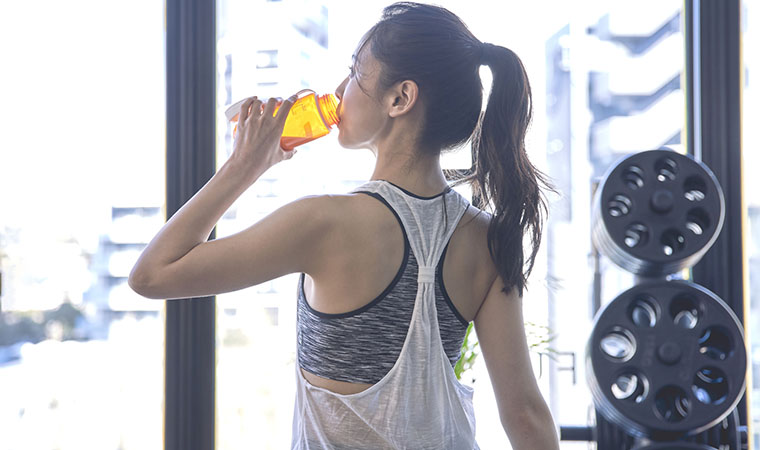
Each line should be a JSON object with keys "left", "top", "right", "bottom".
{"left": 231, "top": 94, "right": 297, "bottom": 182}
{"left": 129, "top": 93, "right": 304, "bottom": 299}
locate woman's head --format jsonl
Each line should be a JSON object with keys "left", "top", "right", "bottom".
{"left": 342, "top": 2, "right": 557, "bottom": 297}
{"left": 345, "top": 2, "right": 484, "bottom": 153}
{"left": 334, "top": 48, "right": 396, "bottom": 150}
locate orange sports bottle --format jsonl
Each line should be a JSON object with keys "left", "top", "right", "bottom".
{"left": 225, "top": 89, "right": 339, "bottom": 150}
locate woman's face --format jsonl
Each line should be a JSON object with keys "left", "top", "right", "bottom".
{"left": 334, "top": 47, "right": 390, "bottom": 151}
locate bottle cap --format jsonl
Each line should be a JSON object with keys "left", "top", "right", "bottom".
{"left": 224, "top": 97, "right": 248, "bottom": 122}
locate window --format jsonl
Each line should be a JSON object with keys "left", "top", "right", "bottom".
{"left": 213, "top": 0, "right": 690, "bottom": 448}
{"left": 0, "top": 1, "right": 166, "bottom": 448}
{"left": 256, "top": 49, "right": 279, "bottom": 69}
{"left": 540, "top": 5, "right": 685, "bottom": 447}
{"left": 214, "top": 1, "right": 470, "bottom": 448}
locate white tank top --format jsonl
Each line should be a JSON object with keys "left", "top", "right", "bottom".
{"left": 291, "top": 180, "right": 479, "bottom": 450}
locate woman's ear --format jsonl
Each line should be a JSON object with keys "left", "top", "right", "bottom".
{"left": 387, "top": 80, "right": 419, "bottom": 118}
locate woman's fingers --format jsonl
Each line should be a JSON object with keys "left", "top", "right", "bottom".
{"left": 239, "top": 94, "right": 296, "bottom": 125}
{"left": 262, "top": 97, "right": 280, "bottom": 117}
{"left": 247, "top": 97, "right": 264, "bottom": 122}
{"left": 236, "top": 94, "right": 298, "bottom": 152}
{"left": 238, "top": 96, "right": 257, "bottom": 123}
{"left": 238, "top": 97, "right": 251, "bottom": 123}
{"left": 275, "top": 94, "right": 298, "bottom": 125}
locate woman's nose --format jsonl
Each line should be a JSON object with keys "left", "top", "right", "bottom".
{"left": 335, "top": 77, "right": 348, "bottom": 100}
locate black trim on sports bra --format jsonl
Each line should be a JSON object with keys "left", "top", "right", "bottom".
{"left": 377, "top": 179, "right": 452, "bottom": 200}
{"left": 299, "top": 191, "right": 411, "bottom": 319}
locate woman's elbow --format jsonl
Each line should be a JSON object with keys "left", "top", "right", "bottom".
{"left": 128, "top": 265, "right": 162, "bottom": 299}
{"left": 503, "top": 400, "right": 560, "bottom": 450}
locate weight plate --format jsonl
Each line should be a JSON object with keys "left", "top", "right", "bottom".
{"left": 595, "top": 409, "right": 637, "bottom": 450}
{"left": 587, "top": 281, "right": 746, "bottom": 439}
{"left": 592, "top": 149, "right": 725, "bottom": 276}
{"left": 686, "top": 407, "right": 741, "bottom": 450}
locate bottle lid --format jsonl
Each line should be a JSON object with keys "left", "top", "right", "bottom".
{"left": 224, "top": 97, "right": 247, "bottom": 122}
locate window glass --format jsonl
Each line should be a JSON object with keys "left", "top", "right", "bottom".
{"left": 214, "top": 1, "right": 685, "bottom": 448}
{"left": 215, "top": 2, "right": 471, "bottom": 448}
{"left": 0, "top": 1, "right": 166, "bottom": 449}
{"left": 538, "top": 3, "right": 685, "bottom": 448}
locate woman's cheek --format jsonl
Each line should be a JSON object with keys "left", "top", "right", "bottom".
{"left": 336, "top": 120, "right": 349, "bottom": 146}
{"left": 336, "top": 120, "right": 365, "bottom": 149}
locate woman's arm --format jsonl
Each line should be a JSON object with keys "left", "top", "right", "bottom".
{"left": 473, "top": 275, "right": 560, "bottom": 450}
{"left": 129, "top": 95, "right": 332, "bottom": 299}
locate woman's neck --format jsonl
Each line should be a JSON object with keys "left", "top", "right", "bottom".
{"left": 370, "top": 146, "right": 449, "bottom": 197}
{"left": 368, "top": 105, "right": 449, "bottom": 197}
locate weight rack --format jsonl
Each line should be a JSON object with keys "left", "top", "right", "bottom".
{"left": 557, "top": 149, "right": 748, "bottom": 450}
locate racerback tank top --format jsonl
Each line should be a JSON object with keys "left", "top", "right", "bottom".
{"left": 291, "top": 179, "right": 479, "bottom": 450}
{"left": 295, "top": 186, "right": 469, "bottom": 384}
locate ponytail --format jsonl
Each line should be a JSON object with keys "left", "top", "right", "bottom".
{"left": 365, "top": 2, "right": 557, "bottom": 298}
{"left": 466, "top": 44, "right": 557, "bottom": 297}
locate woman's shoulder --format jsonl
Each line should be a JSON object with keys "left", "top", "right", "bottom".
{"left": 300, "top": 192, "right": 395, "bottom": 236}
{"left": 337, "top": 189, "right": 495, "bottom": 241}
{"left": 318, "top": 191, "right": 498, "bottom": 299}
{"left": 461, "top": 202, "right": 493, "bottom": 229}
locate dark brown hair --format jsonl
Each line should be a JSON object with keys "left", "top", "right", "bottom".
{"left": 362, "top": 2, "right": 557, "bottom": 297}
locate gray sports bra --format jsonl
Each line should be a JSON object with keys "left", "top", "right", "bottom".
{"left": 295, "top": 187, "right": 469, "bottom": 384}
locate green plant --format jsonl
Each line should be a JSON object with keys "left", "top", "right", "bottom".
{"left": 524, "top": 321, "right": 558, "bottom": 356}
{"left": 454, "top": 322, "right": 478, "bottom": 380}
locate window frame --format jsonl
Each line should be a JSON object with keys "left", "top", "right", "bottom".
{"left": 685, "top": 0, "right": 750, "bottom": 436}
{"left": 165, "top": 0, "right": 217, "bottom": 449}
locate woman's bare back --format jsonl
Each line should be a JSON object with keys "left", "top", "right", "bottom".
{"left": 300, "top": 191, "right": 497, "bottom": 394}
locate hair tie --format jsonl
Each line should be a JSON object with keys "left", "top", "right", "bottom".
{"left": 478, "top": 42, "right": 489, "bottom": 66}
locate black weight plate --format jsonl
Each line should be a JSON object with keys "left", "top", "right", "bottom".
{"left": 592, "top": 150, "right": 725, "bottom": 276}
{"left": 587, "top": 281, "right": 746, "bottom": 438}
{"left": 596, "top": 409, "right": 637, "bottom": 450}
{"left": 685, "top": 407, "right": 741, "bottom": 450}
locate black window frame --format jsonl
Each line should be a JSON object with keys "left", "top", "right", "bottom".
{"left": 685, "top": 0, "right": 749, "bottom": 433}
{"left": 165, "top": 0, "right": 216, "bottom": 449}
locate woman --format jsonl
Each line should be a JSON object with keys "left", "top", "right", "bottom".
{"left": 130, "top": 2, "right": 560, "bottom": 449}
